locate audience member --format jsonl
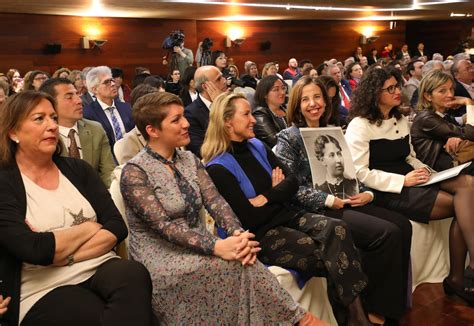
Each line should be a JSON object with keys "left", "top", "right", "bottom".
{"left": 345, "top": 62, "right": 363, "bottom": 91}
{"left": 412, "top": 42, "right": 426, "bottom": 58}
{"left": 40, "top": 78, "right": 116, "bottom": 187}
{"left": 0, "top": 80, "right": 9, "bottom": 105}
{"left": 317, "top": 75, "right": 346, "bottom": 126}
{"left": 120, "top": 91, "right": 323, "bottom": 326}
{"left": 261, "top": 62, "right": 278, "bottom": 78}
{"left": 114, "top": 84, "right": 158, "bottom": 164}
{"left": 411, "top": 70, "right": 474, "bottom": 173}
{"left": 241, "top": 61, "right": 260, "bottom": 89}
{"left": 68, "top": 70, "right": 87, "bottom": 95}
{"left": 112, "top": 67, "right": 131, "bottom": 103}
{"left": 211, "top": 50, "right": 228, "bottom": 72}
{"left": 135, "top": 66, "right": 151, "bottom": 75}
{"left": 179, "top": 66, "right": 198, "bottom": 107}
{"left": 450, "top": 58, "right": 474, "bottom": 117}
{"left": 143, "top": 75, "right": 165, "bottom": 91}
{"left": 401, "top": 59, "right": 424, "bottom": 107}
{"left": 396, "top": 44, "right": 411, "bottom": 61}
{"left": 367, "top": 48, "right": 379, "bottom": 66}
{"left": 432, "top": 53, "right": 444, "bottom": 61}
{"left": 326, "top": 63, "right": 351, "bottom": 116}
{"left": 83, "top": 66, "right": 134, "bottom": 150}
{"left": 23, "top": 70, "right": 48, "bottom": 91}
{"left": 282, "top": 58, "right": 301, "bottom": 81}
{"left": 52, "top": 67, "right": 71, "bottom": 79}
{"left": 6, "top": 68, "right": 22, "bottom": 94}
{"left": 203, "top": 91, "right": 373, "bottom": 326}
{"left": 184, "top": 65, "right": 228, "bottom": 157}
{"left": 316, "top": 63, "right": 328, "bottom": 76}
{"left": 81, "top": 67, "right": 98, "bottom": 106}
{"left": 132, "top": 72, "right": 151, "bottom": 89}
{"left": 252, "top": 75, "right": 288, "bottom": 148}
{"left": 346, "top": 67, "right": 474, "bottom": 307}
{"left": 165, "top": 69, "right": 182, "bottom": 95}
{"left": 353, "top": 46, "right": 364, "bottom": 63}
{"left": 0, "top": 91, "right": 155, "bottom": 326}
{"left": 276, "top": 76, "right": 411, "bottom": 325}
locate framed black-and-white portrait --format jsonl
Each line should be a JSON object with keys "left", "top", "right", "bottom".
{"left": 301, "top": 127, "right": 359, "bottom": 199}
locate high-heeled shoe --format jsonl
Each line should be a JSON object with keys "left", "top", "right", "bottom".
{"left": 464, "top": 266, "right": 474, "bottom": 293}
{"left": 443, "top": 277, "right": 474, "bottom": 306}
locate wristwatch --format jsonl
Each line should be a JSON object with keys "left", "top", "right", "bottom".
{"left": 67, "top": 254, "right": 75, "bottom": 267}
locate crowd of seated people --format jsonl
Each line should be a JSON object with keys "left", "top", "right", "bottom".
{"left": 0, "top": 40, "right": 473, "bottom": 325}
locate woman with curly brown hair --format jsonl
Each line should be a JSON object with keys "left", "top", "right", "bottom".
{"left": 346, "top": 66, "right": 474, "bottom": 307}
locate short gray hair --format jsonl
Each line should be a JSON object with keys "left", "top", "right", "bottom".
{"left": 194, "top": 67, "right": 210, "bottom": 94}
{"left": 432, "top": 53, "right": 443, "bottom": 61}
{"left": 325, "top": 63, "right": 339, "bottom": 76}
{"left": 422, "top": 60, "right": 444, "bottom": 77}
{"left": 86, "top": 66, "right": 111, "bottom": 92}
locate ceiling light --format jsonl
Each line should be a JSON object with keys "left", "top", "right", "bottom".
{"left": 450, "top": 12, "right": 467, "bottom": 16}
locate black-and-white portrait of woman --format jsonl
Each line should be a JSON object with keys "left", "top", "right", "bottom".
{"left": 314, "top": 134, "right": 358, "bottom": 199}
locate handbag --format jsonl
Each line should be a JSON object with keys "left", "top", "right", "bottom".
{"left": 451, "top": 140, "right": 474, "bottom": 164}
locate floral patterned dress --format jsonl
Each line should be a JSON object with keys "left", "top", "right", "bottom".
{"left": 120, "top": 147, "right": 305, "bottom": 325}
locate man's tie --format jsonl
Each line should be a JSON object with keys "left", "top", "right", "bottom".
{"left": 68, "top": 129, "right": 80, "bottom": 159}
{"left": 108, "top": 107, "right": 123, "bottom": 140}
{"left": 340, "top": 85, "right": 351, "bottom": 109}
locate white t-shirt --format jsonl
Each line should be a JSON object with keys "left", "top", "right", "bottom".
{"left": 19, "top": 171, "right": 117, "bottom": 322}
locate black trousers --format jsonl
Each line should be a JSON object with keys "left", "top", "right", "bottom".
{"left": 258, "top": 213, "right": 368, "bottom": 310}
{"left": 325, "top": 204, "right": 412, "bottom": 320}
{"left": 21, "top": 258, "right": 157, "bottom": 326}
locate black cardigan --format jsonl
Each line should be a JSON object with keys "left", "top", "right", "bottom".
{"left": 206, "top": 141, "right": 300, "bottom": 240}
{"left": 0, "top": 156, "right": 127, "bottom": 326}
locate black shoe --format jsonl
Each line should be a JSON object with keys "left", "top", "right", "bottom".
{"left": 443, "top": 277, "right": 474, "bottom": 306}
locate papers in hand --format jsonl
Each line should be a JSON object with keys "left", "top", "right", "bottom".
{"left": 416, "top": 162, "right": 472, "bottom": 187}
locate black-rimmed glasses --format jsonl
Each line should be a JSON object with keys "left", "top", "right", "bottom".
{"left": 381, "top": 84, "right": 401, "bottom": 94}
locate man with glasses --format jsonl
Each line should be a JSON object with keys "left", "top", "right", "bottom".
{"left": 184, "top": 65, "right": 228, "bottom": 157}
{"left": 83, "top": 66, "right": 134, "bottom": 153}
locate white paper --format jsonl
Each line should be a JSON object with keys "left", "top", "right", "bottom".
{"left": 416, "top": 162, "right": 472, "bottom": 187}
{"left": 467, "top": 105, "right": 474, "bottom": 126}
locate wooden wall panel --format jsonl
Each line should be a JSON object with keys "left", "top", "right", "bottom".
{"left": 0, "top": 12, "right": 469, "bottom": 85}
{"left": 0, "top": 13, "right": 197, "bottom": 83}
{"left": 405, "top": 20, "right": 473, "bottom": 58}
{"left": 196, "top": 20, "right": 406, "bottom": 73}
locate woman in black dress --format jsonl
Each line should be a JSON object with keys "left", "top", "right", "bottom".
{"left": 346, "top": 66, "right": 474, "bottom": 306}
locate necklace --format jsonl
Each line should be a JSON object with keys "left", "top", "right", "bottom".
{"left": 326, "top": 179, "right": 346, "bottom": 199}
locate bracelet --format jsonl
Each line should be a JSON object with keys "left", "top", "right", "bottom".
{"left": 66, "top": 254, "right": 75, "bottom": 267}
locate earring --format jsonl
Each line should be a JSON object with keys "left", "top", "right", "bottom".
{"left": 13, "top": 139, "right": 19, "bottom": 144}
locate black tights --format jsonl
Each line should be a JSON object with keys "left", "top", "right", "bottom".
{"left": 429, "top": 174, "right": 474, "bottom": 287}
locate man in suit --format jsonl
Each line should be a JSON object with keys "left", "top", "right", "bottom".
{"left": 40, "top": 78, "right": 116, "bottom": 187}
{"left": 184, "top": 65, "right": 228, "bottom": 157}
{"left": 450, "top": 58, "right": 474, "bottom": 118}
{"left": 83, "top": 66, "right": 135, "bottom": 151}
{"left": 326, "top": 63, "right": 351, "bottom": 121}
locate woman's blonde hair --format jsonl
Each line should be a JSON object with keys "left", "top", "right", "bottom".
{"left": 261, "top": 62, "right": 276, "bottom": 78}
{"left": 201, "top": 92, "right": 247, "bottom": 164}
{"left": 417, "top": 69, "right": 454, "bottom": 112}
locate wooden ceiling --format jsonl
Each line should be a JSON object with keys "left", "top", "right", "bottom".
{"left": 0, "top": 0, "right": 473, "bottom": 21}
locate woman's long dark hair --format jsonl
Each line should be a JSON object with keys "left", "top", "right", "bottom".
{"left": 350, "top": 66, "right": 403, "bottom": 125}
{"left": 317, "top": 75, "right": 341, "bottom": 126}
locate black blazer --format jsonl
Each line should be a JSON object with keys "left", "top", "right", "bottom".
{"left": 0, "top": 156, "right": 127, "bottom": 326}
{"left": 83, "top": 100, "right": 134, "bottom": 149}
{"left": 241, "top": 74, "right": 258, "bottom": 89}
{"left": 179, "top": 90, "right": 196, "bottom": 108}
{"left": 448, "top": 79, "right": 473, "bottom": 118}
{"left": 184, "top": 96, "right": 209, "bottom": 158}
{"left": 411, "top": 110, "right": 474, "bottom": 169}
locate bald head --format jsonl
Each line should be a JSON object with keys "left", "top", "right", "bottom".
{"left": 194, "top": 65, "right": 228, "bottom": 101}
{"left": 289, "top": 58, "right": 298, "bottom": 68}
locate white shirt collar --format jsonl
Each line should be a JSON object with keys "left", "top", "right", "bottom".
{"left": 97, "top": 98, "right": 116, "bottom": 111}
{"left": 59, "top": 123, "right": 79, "bottom": 138}
{"left": 199, "top": 94, "right": 212, "bottom": 110}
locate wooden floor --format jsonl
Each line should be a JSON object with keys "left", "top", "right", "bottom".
{"left": 400, "top": 282, "right": 474, "bottom": 325}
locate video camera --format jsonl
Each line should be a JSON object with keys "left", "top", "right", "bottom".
{"left": 162, "top": 30, "right": 185, "bottom": 50}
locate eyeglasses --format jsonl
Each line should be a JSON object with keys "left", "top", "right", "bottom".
{"left": 101, "top": 78, "right": 116, "bottom": 86}
{"left": 381, "top": 84, "right": 401, "bottom": 94}
{"left": 270, "top": 85, "right": 288, "bottom": 93}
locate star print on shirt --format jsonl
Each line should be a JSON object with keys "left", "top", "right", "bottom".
{"left": 70, "top": 208, "right": 96, "bottom": 226}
